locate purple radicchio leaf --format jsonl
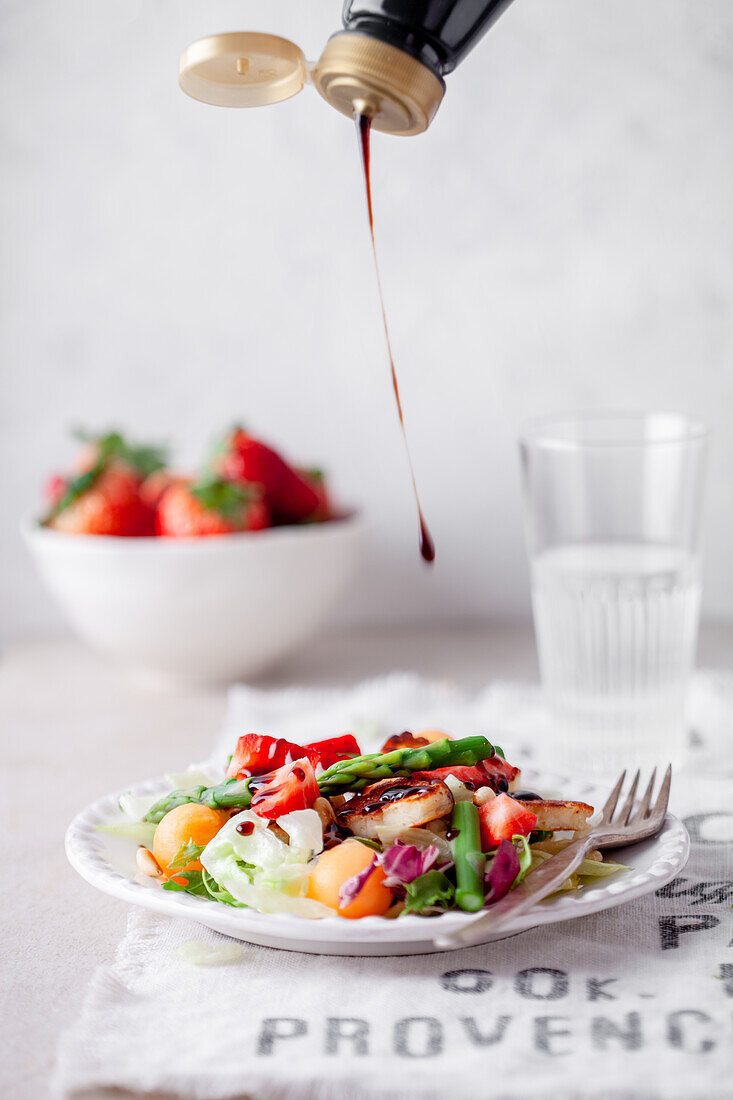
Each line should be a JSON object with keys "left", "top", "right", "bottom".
{"left": 338, "top": 854, "right": 378, "bottom": 909}
{"left": 379, "top": 841, "right": 439, "bottom": 888}
{"left": 484, "top": 838, "right": 521, "bottom": 905}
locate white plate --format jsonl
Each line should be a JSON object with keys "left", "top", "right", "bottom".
{"left": 66, "top": 766, "right": 689, "bottom": 956}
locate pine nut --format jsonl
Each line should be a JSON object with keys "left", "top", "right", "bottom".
{"left": 136, "top": 846, "right": 163, "bottom": 878}
{"left": 314, "top": 796, "right": 337, "bottom": 828}
{"left": 473, "top": 787, "right": 496, "bottom": 807}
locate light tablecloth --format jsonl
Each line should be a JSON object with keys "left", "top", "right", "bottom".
{"left": 54, "top": 673, "right": 733, "bottom": 1099}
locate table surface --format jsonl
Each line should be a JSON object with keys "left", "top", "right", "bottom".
{"left": 4, "top": 621, "right": 733, "bottom": 1100}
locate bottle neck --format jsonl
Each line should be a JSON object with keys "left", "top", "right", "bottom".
{"left": 342, "top": 0, "right": 516, "bottom": 76}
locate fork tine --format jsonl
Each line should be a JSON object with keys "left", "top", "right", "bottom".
{"left": 617, "top": 769, "right": 640, "bottom": 825}
{"left": 601, "top": 770, "right": 626, "bottom": 823}
{"left": 636, "top": 767, "right": 657, "bottom": 819}
{"left": 651, "top": 764, "right": 672, "bottom": 821}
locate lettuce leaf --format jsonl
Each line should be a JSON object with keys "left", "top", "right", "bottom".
{"left": 98, "top": 820, "right": 157, "bottom": 846}
{"left": 161, "top": 869, "right": 248, "bottom": 907}
{"left": 512, "top": 834, "right": 533, "bottom": 883}
{"left": 199, "top": 808, "right": 335, "bottom": 919}
{"left": 576, "top": 858, "right": 628, "bottom": 878}
{"left": 118, "top": 792, "right": 159, "bottom": 821}
{"left": 403, "top": 870, "right": 455, "bottom": 914}
{"left": 162, "top": 871, "right": 210, "bottom": 898}
{"left": 164, "top": 765, "right": 219, "bottom": 790}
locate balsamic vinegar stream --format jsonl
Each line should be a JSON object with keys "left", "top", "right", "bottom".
{"left": 356, "top": 114, "right": 435, "bottom": 564}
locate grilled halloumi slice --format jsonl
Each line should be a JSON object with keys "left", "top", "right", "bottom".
{"left": 336, "top": 777, "right": 454, "bottom": 839}
{"left": 516, "top": 798, "right": 594, "bottom": 833}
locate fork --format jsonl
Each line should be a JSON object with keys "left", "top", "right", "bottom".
{"left": 433, "top": 765, "right": 672, "bottom": 951}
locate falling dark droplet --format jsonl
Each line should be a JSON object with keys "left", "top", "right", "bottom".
{"left": 356, "top": 113, "right": 435, "bottom": 564}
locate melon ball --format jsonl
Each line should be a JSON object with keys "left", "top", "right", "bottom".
{"left": 307, "top": 838, "right": 393, "bottom": 919}
{"left": 153, "top": 803, "right": 228, "bottom": 882}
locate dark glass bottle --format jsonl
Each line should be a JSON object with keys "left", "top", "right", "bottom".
{"left": 342, "top": 0, "right": 516, "bottom": 76}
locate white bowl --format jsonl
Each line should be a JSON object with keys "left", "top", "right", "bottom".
{"left": 23, "top": 514, "right": 366, "bottom": 684}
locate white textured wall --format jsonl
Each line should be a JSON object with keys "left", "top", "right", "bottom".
{"left": 2, "top": 0, "right": 732, "bottom": 641}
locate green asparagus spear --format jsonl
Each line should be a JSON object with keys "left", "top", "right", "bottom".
{"left": 452, "top": 800, "right": 486, "bottom": 912}
{"left": 144, "top": 735, "right": 495, "bottom": 824}
{"left": 143, "top": 785, "right": 207, "bottom": 823}
{"left": 316, "top": 735, "right": 494, "bottom": 795}
{"left": 144, "top": 777, "right": 253, "bottom": 824}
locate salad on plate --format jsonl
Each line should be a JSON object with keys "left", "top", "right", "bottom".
{"left": 107, "top": 730, "right": 626, "bottom": 920}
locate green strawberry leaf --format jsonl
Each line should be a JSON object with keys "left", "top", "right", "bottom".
{"left": 73, "top": 428, "right": 168, "bottom": 478}
{"left": 190, "top": 476, "right": 257, "bottom": 519}
{"left": 207, "top": 424, "right": 246, "bottom": 464}
{"left": 120, "top": 442, "right": 168, "bottom": 478}
{"left": 42, "top": 456, "right": 107, "bottom": 523}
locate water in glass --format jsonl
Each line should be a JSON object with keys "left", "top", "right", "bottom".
{"left": 531, "top": 541, "right": 701, "bottom": 770}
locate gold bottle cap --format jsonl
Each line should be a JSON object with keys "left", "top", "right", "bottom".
{"left": 313, "top": 33, "right": 445, "bottom": 136}
{"left": 179, "top": 32, "right": 307, "bottom": 108}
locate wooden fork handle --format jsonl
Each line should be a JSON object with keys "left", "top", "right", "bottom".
{"left": 434, "top": 834, "right": 596, "bottom": 950}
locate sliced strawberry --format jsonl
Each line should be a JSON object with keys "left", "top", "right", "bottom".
{"left": 479, "top": 753, "right": 520, "bottom": 792}
{"left": 227, "top": 734, "right": 305, "bottom": 779}
{"left": 303, "top": 735, "right": 361, "bottom": 772}
{"left": 249, "top": 758, "right": 319, "bottom": 820}
{"left": 478, "top": 794, "right": 537, "bottom": 850}
{"left": 412, "top": 765, "right": 488, "bottom": 790}
{"left": 214, "top": 429, "right": 320, "bottom": 524}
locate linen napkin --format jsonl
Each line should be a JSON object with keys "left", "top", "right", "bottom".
{"left": 55, "top": 673, "right": 733, "bottom": 1100}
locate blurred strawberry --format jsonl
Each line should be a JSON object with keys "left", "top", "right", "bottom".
{"left": 140, "top": 469, "right": 183, "bottom": 511}
{"left": 43, "top": 474, "right": 67, "bottom": 507}
{"left": 155, "top": 476, "right": 270, "bottom": 537}
{"left": 71, "top": 430, "right": 168, "bottom": 480}
{"left": 48, "top": 464, "right": 154, "bottom": 536}
{"left": 43, "top": 429, "right": 167, "bottom": 536}
{"left": 213, "top": 428, "right": 321, "bottom": 524}
{"left": 297, "top": 467, "right": 332, "bottom": 522}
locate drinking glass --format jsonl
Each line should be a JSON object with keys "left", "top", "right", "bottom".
{"left": 519, "top": 413, "right": 708, "bottom": 776}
